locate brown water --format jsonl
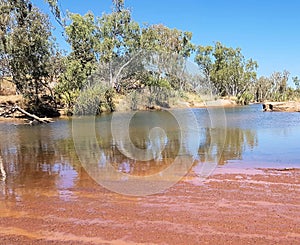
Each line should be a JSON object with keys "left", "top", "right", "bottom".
{"left": 0, "top": 104, "right": 300, "bottom": 244}
{"left": 0, "top": 104, "right": 300, "bottom": 196}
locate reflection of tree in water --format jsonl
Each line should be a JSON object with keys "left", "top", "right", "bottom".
{"left": 96, "top": 133, "right": 180, "bottom": 176}
{"left": 0, "top": 126, "right": 54, "bottom": 199}
{"left": 77, "top": 126, "right": 180, "bottom": 177}
{"left": 198, "top": 127, "right": 258, "bottom": 165}
{"left": 0, "top": 114, "right": 259, "bottom": 199}
{"left": 0, "top": 123, "right": 82, "bottom": 200}
{"left": 0, "top": 155, "right": 6, "bottom": 180}
{"left": 85, "top": 115, "right": 258, "bottom": 175}
{"left": 91, "top": 111, "right": 182, "bottom": 176}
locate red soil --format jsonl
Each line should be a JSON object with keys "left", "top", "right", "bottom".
{"left": 0, "top": 168, "right": 299, "bottom": 244}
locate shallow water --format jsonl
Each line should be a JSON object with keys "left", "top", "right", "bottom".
{"left": 1, "top": 104, "right": 300, "bottom": 243}
{"left": 0, "top": 104, "right": 299, "bottom": 196}
{"left": 207, "top": 104, "right": 300, "bottom": 168}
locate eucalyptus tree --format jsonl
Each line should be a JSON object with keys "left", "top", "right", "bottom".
{"left": 194, "top": 45, "right": 214, "bottom": 95}
{"left": 293, "top": 76, "right": 300, "bottom": 91}
{"left": 254, "top": 70, "right": 291, "bottom": 102}
{"left": 55, "top": 12, "right": 99, "bottom": 108}
{"left": 254, "top": 76, "right": 272, "bottom": 102}
{"left": 96, "top": 0, "right": 140, "bottom": 88}
{"left": 57, "top": 0, "right": 142, "bottom": 110}
{"left": 195, "top": 42, "right": 258, "bottom": 99}
{"left": 141, "top": 24, "right": 194, "bottom": 57}
{"left": 140, "top": 24, "right": 195, "bottom": 90}
{"left": 46, "top": 0, "right": 63, "bottom": 26}
{"left": 292, "top": 76, "right": 300, "bottom": 98}
{"left": 0, "top": 0, "right": 54, "bottom": 105}
{"left": 270, "top": 70, "right": 289, "bottom": 95}
{"left": 0, "top": 0, "right": 11, "bottom": 78}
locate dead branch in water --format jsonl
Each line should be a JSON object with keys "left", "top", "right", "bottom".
{"left": 14, "top": 106, "right": 53, "bottom": 123}
{"left": 0, "top": 105, "right": 53, "bottom": 123}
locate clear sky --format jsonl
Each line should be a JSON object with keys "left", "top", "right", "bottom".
{"left": 33, "top": 0, "right": 300, "bottom": 86}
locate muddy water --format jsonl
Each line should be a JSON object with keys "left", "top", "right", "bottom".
{"left": 0, "top": 105, "right": 300, "bottom": 244}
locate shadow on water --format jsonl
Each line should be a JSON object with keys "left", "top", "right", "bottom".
{"left": 0, "top": 104, "right": 300, "bottom": 198}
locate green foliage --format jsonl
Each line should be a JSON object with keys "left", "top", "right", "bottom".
{"left": 143, "top": 74, "right": 171, "bottom": 89}
{"left": 59, "top": 89, "right": 80, "bottom": 109}
{"left": 56, "top": 12, "right": 98, "bottom": 108}
{"left": 140, "top": 24, "right": 195, "bottom": 91}
{"left": 97, "top": 4, "right": 140, "bottom": 63}
{"left": 56, "top": 58, "right": 92, "bottom": 108}
{"left": 254, "top": 70, "right": 290, "bottom": 102}
{"left": 195, "top": 42, "right": 258, "bottom": 98}
{"left": 195, "top": 45, "right": 213, "bottom": 78}
{"left": 65, "top": 12, "right": 97, "bottom": 63}
{"left": 45, "top": 0, "right": 63, "bottom": 26}
{"left": 291, "top": 76, "right": 300, "bottom": 98}
{"left": 141, "top": 24, "right": 194, "bottom": 57}
{"left": 5, "top": 0, "right": 299, "bottom": 115}
{"left": 293, "top": 76, "right": 300, "bottom": 90}
{"left": 73, "top": 83, "right": 115, "bottom": 115}
{"left": 237, "top": 92, "right": 254, "bottom": 105}
{"left": 0, "top": 0, "right": 54, "bottom": 105}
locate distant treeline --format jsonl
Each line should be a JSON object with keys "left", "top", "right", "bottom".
{"left": 1, "top": 0, "right": 299, "bottom": 115}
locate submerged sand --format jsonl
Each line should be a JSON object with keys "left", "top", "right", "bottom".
{"left": 0, "top": 168, "right": 299, "bottom": 244}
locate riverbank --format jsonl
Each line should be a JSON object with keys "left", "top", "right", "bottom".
{"left": 112, "top": 92, "right": 237, "bottom": 112}
{"left": 0, "top": 93, "right": 238, "bottom": 121}
{"left": 0, "top": 167, "right": 299, "bottom": 244}
{"left": 0, "top": 95, "right": 22, "bottom": 105}
{"left": 263, "top": 101, "right": 300, "bottom": 112}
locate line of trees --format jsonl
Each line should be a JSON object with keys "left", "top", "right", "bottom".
{"left": 1, "top": 0, "right": 299, "bottom": 116}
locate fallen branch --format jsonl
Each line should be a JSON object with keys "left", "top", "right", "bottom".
{"left": 14, "top": 106, "right": 53, "bottom": 123}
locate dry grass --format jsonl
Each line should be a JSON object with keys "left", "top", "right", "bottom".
{"left": 113, "top": 94, "right": 131, "bottom": 111}
{"left": 170, "top": 92, "right": 205, "bottom": 108}
{"left": 0, "top": 78, "right": 16, "bottom": 95}
{"left": 0, "top": 95, "right": 22, "bottom": 104}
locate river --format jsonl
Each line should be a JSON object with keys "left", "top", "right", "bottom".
{"left": 0, "top": 104, "right": 300, "bottom": 195}
{"left": 0, "top": 104, "right": 300, "bottom": 244}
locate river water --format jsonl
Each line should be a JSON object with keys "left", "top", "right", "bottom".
{"left": 0, "top": 104, "right": 299, "bottom": 195}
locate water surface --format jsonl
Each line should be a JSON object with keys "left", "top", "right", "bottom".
{"left": 0, "top": 104, "right": 300, "bottom": 197}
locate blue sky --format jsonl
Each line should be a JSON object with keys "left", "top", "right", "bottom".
{"left": 33, "top": 0, "right": 300, "bottom": 85}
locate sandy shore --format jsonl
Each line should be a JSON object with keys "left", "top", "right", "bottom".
{"left": 0, "top": 167, "right": 299, "bottom": 244}
{"left": 0, "top": 93, "right": 238, "bottom": 119}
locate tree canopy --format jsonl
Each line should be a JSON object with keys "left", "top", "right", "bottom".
{"left": 0, "top": 0, "right": 298, "bottom": 115}
{"left": 195, "top": 42, "right": 258, "bottom": 98}
{"left": 0, "top": 0, "right": 53, "bottom": 102}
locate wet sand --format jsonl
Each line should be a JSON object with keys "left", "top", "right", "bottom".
{"left": 0, "top": 168, "right": 299, "bottom": 244}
